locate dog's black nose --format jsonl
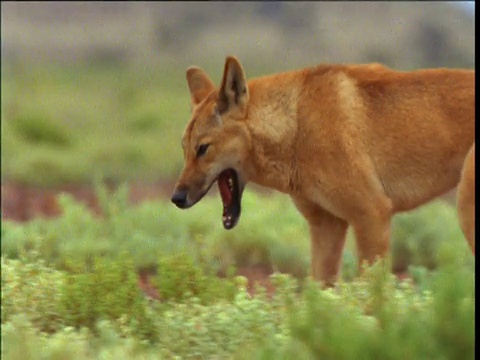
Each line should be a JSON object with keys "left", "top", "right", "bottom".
{"left": 171, "top": 190, "right": 188, "bottom": 208}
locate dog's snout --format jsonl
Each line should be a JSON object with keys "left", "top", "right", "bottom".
{"left": 171, "top": 190, "right": 188, "bottom": 208}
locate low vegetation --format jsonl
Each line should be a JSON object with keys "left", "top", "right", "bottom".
{"left": 2, "top": 64, "right": 191, "bottom": 186}
{"left": 2, "top": 182, "right": 471, "bottom": 279}
{"left": 2, "top": 245, "right": 474, "bottom": 359}
{"left": 1, "top": 183, "right": 474, "bottom": 359}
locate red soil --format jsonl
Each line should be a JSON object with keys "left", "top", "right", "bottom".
{"left": 1, "top": 180, "right": 176, "bottom": 222}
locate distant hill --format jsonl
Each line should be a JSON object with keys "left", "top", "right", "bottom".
{"left": 1, "top": 2, "right": 474, "bottom": 70}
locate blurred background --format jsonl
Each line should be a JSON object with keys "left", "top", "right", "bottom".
{"left": 1, "top": 1, "right": 475, "bottom": 221}
{"left": 1, "top": 2, "right": 475, "bottom": 69}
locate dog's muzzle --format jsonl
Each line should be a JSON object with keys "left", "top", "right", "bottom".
{"left": 171, "top": 189, "right": 188, "bottom": 209}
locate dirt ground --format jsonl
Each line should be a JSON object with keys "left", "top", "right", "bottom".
{"left": 1, "top": 180, "right": 177, "bottom": 222}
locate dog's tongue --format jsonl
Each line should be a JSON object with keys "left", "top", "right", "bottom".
{"left": 218, "top": 171, "right": 233, "bottom": 207}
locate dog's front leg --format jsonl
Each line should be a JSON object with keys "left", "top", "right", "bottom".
{"left": 292, "top": 196, "right": 348, "bottom": 286}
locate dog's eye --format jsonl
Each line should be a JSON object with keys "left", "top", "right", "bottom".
{"left": 196, "top": 143, "right": 210, "bottom": 158}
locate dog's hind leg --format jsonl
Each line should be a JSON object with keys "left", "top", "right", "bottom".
{"left": 349, "top": 196, "right": 393, "bottom": 271}
{"left": 457, "top": 143, "right": 475, "bottom": 254}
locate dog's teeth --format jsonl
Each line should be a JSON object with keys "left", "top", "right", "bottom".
{"left": 223, "top": 215, "right": 233, "bottom": 227}
{"left": 228, "top": 178, "right": 233, "bottom": 190}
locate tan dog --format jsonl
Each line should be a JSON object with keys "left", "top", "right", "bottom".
{"left": 171, "top": 56, "right": 475, "bottom": 285}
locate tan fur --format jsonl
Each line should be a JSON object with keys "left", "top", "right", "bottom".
{"left": 457, "top": 143, "right": 475, "bottom": 253}
{"left": 173, "top": 56, "right": 475, "bottom": 285}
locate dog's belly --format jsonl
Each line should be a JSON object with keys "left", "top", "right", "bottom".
{"left": 379, "top": 160, "right": 463, "bottom": 213}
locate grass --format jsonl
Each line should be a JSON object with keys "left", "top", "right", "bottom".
{"left": 0, "top": 186, "right": 311, "bottom": 276}
{"left": 1, "top": 244, "right": 474, "bottom": 360}
{"left": 1, "top": 183, "right": 474, "bottom": 359}
{"left": 1, "top": 180, "right": 472, "bottom": 282}
{"left": 2, "top": 62, "right": 192, "bottom": 186}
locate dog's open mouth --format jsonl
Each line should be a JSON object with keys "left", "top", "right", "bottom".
{"left": 217, "top": 169, "right": 242, "bottom": 229}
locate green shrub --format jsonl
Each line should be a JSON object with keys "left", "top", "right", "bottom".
{"left": 391, "top": 200, "right": 469, "bottom": 272}
{"left": 154, "top": 251, "right": 238, "bottom": 304}
{"left": 1, "top": 315, "right": 92, "bottom": 360}
{"left": 248, "top": 244, "right": 474, "bottom": 360}
{"left": 1, "top": 255, "right": 66, "bottom": 334}
{"left": 10, "top": 115, "right": 72, "bottom": 147}
{"left": 1, "top": 248, "right": 474, "bottom": 359}
{"left": 2, "top": 184, "right": 472, "bottom": 282}
{"left": 127, "top": 113, "right": 160, "bottom": 133}
{"left": 208, "top": 191, "right": 310, "bottom": 277}
{"left": 1, "top": 186, "right": 312, "bottom": 275}
{"left": 153, "top": 280, "right": 292, "bottom": 359}
{"left": 59, "top": 253, "right": 158, "bottom": 342}
{"left": 430, "top": 242, "right": 475, "bottom": 360}
{"left": 1, "top": 315, "right": 161, "bottom": 360}
{"left": 2, "top": 64, "right": 190, "bottom": 186}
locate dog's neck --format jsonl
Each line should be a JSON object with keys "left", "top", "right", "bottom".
{"left": 243, "top": 74, "right": 303, "bottom": 194}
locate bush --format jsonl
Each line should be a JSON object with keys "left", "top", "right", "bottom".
{"left": 1, "top": 254, "right": 66, "bottom": 334}
{"left": 391, "top": 200, "right": 469, "bottom": 272}
{"left": 1, "top": 245, "right": 474, "bottom": 359}
{"left": 2, "top": 65, "right": 190, "bottom": 186}
{"left": 248, "top": 247, "right": 474, "bottom": 360}
{"left": 10, "top": 115, "right": 72, "bottom": 147}
{"left": 59, "top": 253, "right": 158, "bottom": 342}
{"left": 2, "top": 183, "right": 472, "bottom": 282}
{"left": 1, "top": 186, "right": 312, "bottom": 276}
{"left": 154, "top": 251, "right": 238, "bottom": 304}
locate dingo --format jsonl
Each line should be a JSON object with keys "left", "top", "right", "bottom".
{"left": 172, "top": 56, "right": 475, "bottom": 285}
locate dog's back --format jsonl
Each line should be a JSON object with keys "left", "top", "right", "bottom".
{"left": 297, "top": 65, "right": 474, "bottom": 213}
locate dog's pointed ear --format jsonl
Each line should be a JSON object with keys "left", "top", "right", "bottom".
{"left": 186, "top": 66, "right": 216, "bottom": 107}
{"left": 217, "top": 56, "right": 249, "bottom": 117}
